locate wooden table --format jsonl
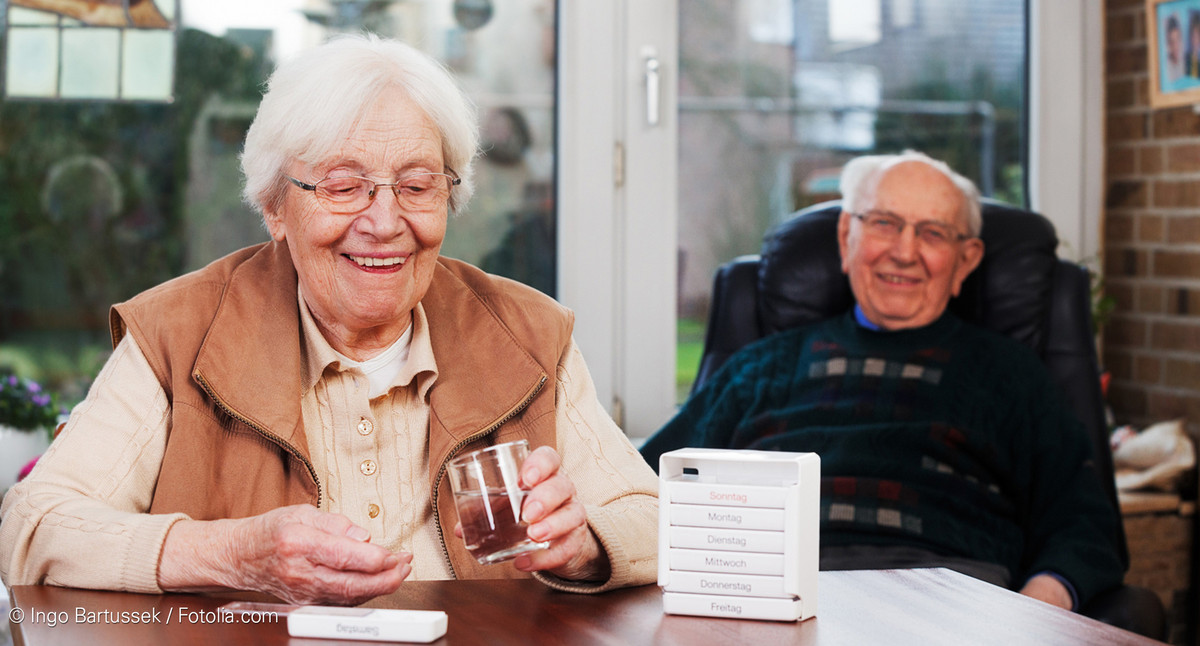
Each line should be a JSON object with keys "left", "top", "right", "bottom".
{"left": 7, "top": 569, "right": 1162, "bottom": 645}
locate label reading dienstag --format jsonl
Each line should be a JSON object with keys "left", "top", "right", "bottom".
{"left": 668, "top": 526, "right": 786, "bottom": 553}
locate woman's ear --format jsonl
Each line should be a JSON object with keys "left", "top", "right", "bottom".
{"left": 263, "top": 208, "right": 286, "bottom": 242}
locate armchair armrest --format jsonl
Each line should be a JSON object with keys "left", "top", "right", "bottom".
{"left": 1081, "top": 584, "right": 1167, "bottom": 640}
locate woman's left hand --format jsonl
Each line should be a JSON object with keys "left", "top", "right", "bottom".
{"left": 454, "top": 445, "right": 610, "bottom": 582}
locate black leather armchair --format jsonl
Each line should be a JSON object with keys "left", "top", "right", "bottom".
{"left": 690, "top": 200, "right": 1167, "bottom": 639}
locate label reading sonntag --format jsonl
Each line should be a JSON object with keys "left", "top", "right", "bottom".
{"left": 666, "top": 479, "right": 791, "bottom": 508}
{"left": 286, "top": 607, "right": 448, "bottom": 643}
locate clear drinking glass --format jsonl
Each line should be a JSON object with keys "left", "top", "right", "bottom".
{"left": 447, "top": 440, "right": 550, "bottom": 564}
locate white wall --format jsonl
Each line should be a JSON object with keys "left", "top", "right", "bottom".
{"left": 1029, "top": 0, "right": 1105, "bottom": 262}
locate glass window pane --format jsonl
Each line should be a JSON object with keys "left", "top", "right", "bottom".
{"left": 829, "top": 0, "right": 881, "bottom": 44}
{"left": 439, "top": 1, "right": 557, "bottom": 298}
{"left": 61, "top": 29, "right": 120, "bottom": 99}
{"left": 9, "top": 7, "right": 58, "bottom": 25}
{"left": 122, "top": 30, "right": 175, "bottom": 100}
{"left": 5, "top": 27, "right": 58, "bottom": 97}
{"left": 676, "top": 0, "right": 1027, "bottom": 400}
{"left": 0, "top": 0, "right": 557, "bottom": 409}
{"left": 157, "top": 0, "right": 178, "bottom": 22}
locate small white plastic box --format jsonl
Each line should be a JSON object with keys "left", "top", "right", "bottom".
{"left": 658, "top": 447, "right": 819, "bottom": 622}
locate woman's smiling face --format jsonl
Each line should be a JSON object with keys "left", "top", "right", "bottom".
{"left": 265, "top": 86, "right": 449, "bottom": 357}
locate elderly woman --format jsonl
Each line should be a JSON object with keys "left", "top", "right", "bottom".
{"left": 0, "top": 34, "right": 658, "bottom": 604}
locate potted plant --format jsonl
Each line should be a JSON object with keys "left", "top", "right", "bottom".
{"left": 0, "top": 373, "right": 61, "bottom": 493}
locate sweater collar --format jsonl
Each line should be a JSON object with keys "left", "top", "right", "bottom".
{"left": 842, "top": 305, "right": 963, "bottom": 345}
{"left": 853, "top": 304, "right": 882, "bottom": 331}
{"left": 297, "top": 289, "right": 439, "bottom": 403}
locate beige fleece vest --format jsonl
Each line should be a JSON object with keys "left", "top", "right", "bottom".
{"left": 110, "top": 241, "right": 572, "bottom": 579}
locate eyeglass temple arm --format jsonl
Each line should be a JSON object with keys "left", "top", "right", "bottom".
{"left": 286, "top": 176, "right": 318, "bottom": 191}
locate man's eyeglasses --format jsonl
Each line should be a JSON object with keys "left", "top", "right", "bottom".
{"left": 286, "top": 168, "right": 461, "bottom": 215}
{"left": 850, "top": 210, "right": 972, "bottom": 247}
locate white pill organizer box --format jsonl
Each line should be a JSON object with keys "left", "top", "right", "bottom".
{"left": 657, "top": 447, "right": 820, "bottom": 622}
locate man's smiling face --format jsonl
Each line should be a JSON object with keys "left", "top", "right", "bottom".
{"left": 837, "top": 161, "right": 984, "bottom": 331}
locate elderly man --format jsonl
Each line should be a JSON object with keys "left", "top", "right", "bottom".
{"left": 640, "top": 151, "right": 1124, "bottom": 612}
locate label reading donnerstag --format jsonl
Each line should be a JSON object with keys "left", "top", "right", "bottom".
{"left": 669, "top": 526, "right": 786, "bottom": 553}
{"left": 666, "top": 479, "right": 790, "bottom": 508}
{"left": 668, "top": 503, "right": 785, "bottom": 531}
{"left": 668, "top": 548, "right": 785, "bottom": 576}
{"left": 665, "top": 570, "right": 791, "bottom": 598}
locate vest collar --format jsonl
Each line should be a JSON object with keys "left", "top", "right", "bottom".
{"left": 422, "top": 261, "right": 550, "bottom": 455}
{"left": 190, "top": 243, "right": 549, "bottom": 469}
{"left": 192, "top": 241, "right": 308, "bottom": 452}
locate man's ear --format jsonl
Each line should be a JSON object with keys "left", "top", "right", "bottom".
{"left": 950, "top": 238, "right": 985, "bottom": 296}
{"left": 837, "top": 211, "right": 853, "bottom": 274}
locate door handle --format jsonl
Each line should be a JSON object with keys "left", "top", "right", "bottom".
{"left": 642, "top": 47, "right": 660, "bottom": 127}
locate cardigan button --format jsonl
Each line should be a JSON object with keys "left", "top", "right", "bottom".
{"left": 360, "top": 459, "right": 377, "bottom": 476}
{"left": 357, "top": 417, "right": 374, "bottom": 436}
{"left": 367, "top": 503, "right": 380, "bottom": 519}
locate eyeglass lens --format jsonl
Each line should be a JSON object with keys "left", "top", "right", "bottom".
{"left": 314, "top": 174, "right": 454, "bottom": 213}
{"left": 859, "top": 211, "right": 962, "bottom": 245}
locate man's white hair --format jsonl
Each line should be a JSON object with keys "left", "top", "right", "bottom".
{"left": 839, "top": 150, "right": 982, "bottom": 237}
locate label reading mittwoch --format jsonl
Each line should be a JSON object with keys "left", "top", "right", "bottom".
{"left": 668, "top": 548, "right": 786, "bottom": 576}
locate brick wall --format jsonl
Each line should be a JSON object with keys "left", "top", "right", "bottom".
{"left": 1105, "top": 0, "right": 1200, "bottom": 436}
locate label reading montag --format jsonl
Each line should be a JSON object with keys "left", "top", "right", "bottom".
{"left": 286, "top": 606, "right": 448, "bottom": 643}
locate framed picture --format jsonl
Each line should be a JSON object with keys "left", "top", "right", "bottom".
{"left": 1148, "top": 0, "right": 1200, "bottom": 108}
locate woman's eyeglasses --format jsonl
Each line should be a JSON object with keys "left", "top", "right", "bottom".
{"left": 286, "top": 168, "right": 461, "bottom": 214}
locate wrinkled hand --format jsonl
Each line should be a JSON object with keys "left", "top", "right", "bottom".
{"left": 1019, "top": 574, "right": 1073, "bottom": 610}
{"left": 159, "top": 504, "right": 410, "bottom": 605}
{"left": 454, "top": 446, "right": 610, "bottom": 582}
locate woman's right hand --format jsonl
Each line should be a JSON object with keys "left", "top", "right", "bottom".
{"left": 158, "top": 504, "right": 410, "bottom": 605}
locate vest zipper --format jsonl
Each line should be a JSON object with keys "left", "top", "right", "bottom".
{"left": 193, "top": 372, "right": 323, "bottom": 507}
{"left": 432, "top": 374, "right": 548, "bottom": 578}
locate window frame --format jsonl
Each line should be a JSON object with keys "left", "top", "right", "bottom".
{"left": 558, "top": 0, "right": 1095, "bottom": 439}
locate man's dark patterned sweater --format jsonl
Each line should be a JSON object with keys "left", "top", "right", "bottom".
{"left": 641, "top": 310, "right": 1124, "bottom": 607}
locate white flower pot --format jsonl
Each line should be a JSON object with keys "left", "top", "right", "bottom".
{"left": 0, "top": 424, "right": 50, "bottom": 493}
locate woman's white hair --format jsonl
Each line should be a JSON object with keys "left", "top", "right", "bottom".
{"left": 241, "top": 33, "right": 479, "bottom": 217}
{"left": 839, "top": 150, "right": 983, "bottom": 238}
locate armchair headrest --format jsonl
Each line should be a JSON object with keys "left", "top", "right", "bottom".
{"left": 757, "top": 200, "right": 1060, "bottom": 353}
